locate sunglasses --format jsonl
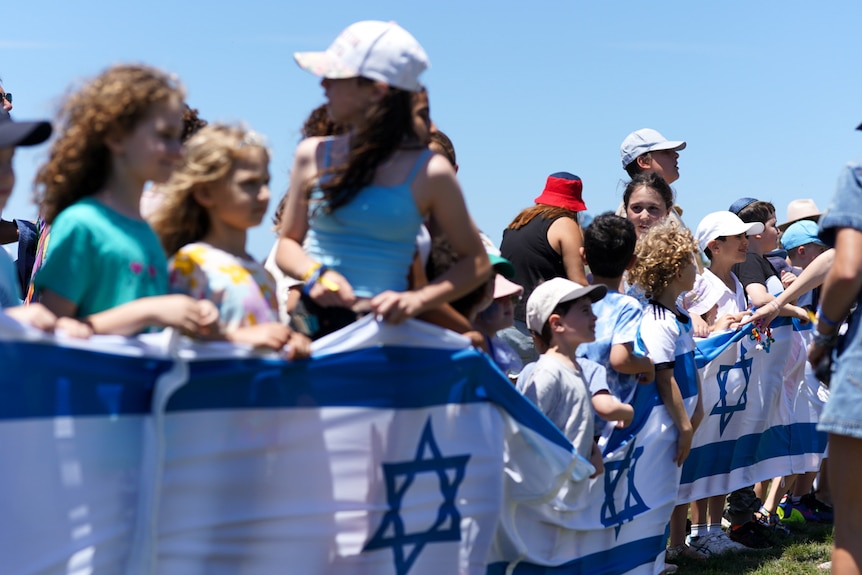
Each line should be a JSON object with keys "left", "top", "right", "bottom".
{"left": 0, "top": 92, "right": 11, "bottom": 103}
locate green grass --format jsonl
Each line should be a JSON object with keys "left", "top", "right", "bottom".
{"left": 671, "top": 522, "right": 833, "bottom": 574}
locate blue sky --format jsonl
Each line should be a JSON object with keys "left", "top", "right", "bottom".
{"left": 3, "top": 0, "right": 861, "bottom": 260}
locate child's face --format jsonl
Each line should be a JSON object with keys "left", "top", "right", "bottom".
{"left": 711, "top": 232, "right": 749, "bottom": 264}
{"left": 749, "top": 216, "right": 780, "bottom": 254}
{"left": 626, "top": 185, "right": 670, "bottom": 238}
{"left": 555, "top": 296, "right": 597, "bottom": 345}
{"left": 0, "top": 147, "right": 13, "bottom": 212}
{"left": 645, "top": 149, "right": 680, "bottom": 185}
{"left": 204, "top": 146, "right": 271, "bottom": 232}
{"left": 321, "top": 77, "right": 381, "bottom": 126}
{"left": 480, "top": 294, "right": 517, "bottom": 332}
{"left": 115, "top": 97, "right": 184, "bottom": 186}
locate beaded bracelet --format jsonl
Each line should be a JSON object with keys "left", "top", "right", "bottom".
{"left": 302, "top": 265, "right": 327, "bottom": 295}
{"left": 300, "top": 262, "right": 322, "bottom": 281}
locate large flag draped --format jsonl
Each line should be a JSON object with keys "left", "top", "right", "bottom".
{"left": 0, "top": 315, "right": 592, "bottom": 575}
{"left": 0, "top": 312, "right": 829, "bottom": 575}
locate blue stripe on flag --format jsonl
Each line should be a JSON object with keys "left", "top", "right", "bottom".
{"left": 170, "top": 346, "right": 577, "bottom": 452}
{"left": 681, "top": 423, "right": 828, "bottom": 483}
{"left": 486, "top": 534, "right": 665, "bottom": 574}
{"left": 0, "top": 340, "right": 172, "bottom": 419}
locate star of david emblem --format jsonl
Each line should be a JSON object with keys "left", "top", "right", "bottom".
{"left": 601, "top": 438, "right": 648, "bottom": 537}
{"left": 363, "top": 417, "right": 471, "bottom": 575}
{"left": 710, "top": 352, "right": 753, "bottom": 436}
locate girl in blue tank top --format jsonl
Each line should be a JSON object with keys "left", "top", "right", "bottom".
{"left": 275, "top": 21, "right": 490, "bottom": 338}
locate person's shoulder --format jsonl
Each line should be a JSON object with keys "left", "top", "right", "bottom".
{"left": 173, "top": 242, "right": 213, "bottom": 264}
{"left": 421, "top": 149, "right": 457, "bottom": 179}
{"left": 576, "top": 356, "right": 606, "bottom": 378}
{"left": 602, "top": 290, "right": 642, "bottom": 309}
{"left": 293, "top": 135, "right": 330, "bottom": 168}
{"left": 54, "top": 198, "right": 101, "bottom": 221}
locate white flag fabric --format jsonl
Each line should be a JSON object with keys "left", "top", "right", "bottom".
{"left": 0, "top": 314, "right": 593, "bottom": 575}
{"left": 488, "top": 377, "right": 687, "bottom": 575}
{"left": 679, "top": 318, "right": 828, "bottom": 502}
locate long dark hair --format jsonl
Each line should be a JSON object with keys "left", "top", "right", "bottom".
{"left": 317, "top": 79, "right": 420, "bottom": 213}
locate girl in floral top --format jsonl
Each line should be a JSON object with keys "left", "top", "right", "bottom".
{"left": 151, "top": 123, "right": 309, "bottom": 357}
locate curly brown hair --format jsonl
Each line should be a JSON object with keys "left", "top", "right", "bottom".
{"left": 629, "top": 220, "right": 698, "bottom": 299}
{"left": 506, "top": 205, "right": 580, "bottom": 230}
{"left": 149, "top": 123, "right": 268, "bottom": 256}
{"left": 35, "top": 64, "right": 185, "bottom": 224}
{"left": 316, "top": 79, "right": 421, "bottom": 213}
{"left": 301, "top": 103, "right": 347, "bottom": 139}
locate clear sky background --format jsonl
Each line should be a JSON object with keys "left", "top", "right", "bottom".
{"left": 3, "top": 0, "right": 861, "bottom": 260}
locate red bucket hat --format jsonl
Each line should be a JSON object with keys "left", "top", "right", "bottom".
{"left": 533, "top": 172, "right": 587, "bottom": 212}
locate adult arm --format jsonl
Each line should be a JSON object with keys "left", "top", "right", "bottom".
{"left": 809, "top": 229, "right": 862, "bottom": 366}
{"left": 742, "top": 248, "right": 834, "bottom": 327}
{"left": 275, "top": 137, "right": 355, "bottom": 308}
{"left": 546, "top": 216, "right": 588, "bottom": 285}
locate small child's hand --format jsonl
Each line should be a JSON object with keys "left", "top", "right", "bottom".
{"left": 195, "top": 300, "right": 220, "bottom": 335}
{"left": 690, "top": 312, "right": 710, "bottom": 338}
{"left": 616, "top": 404, "right": 635, "bottom": 428}
{"left": 55, "top": 316, "right": 93, "bottom": 339}
{"left": 6, "top": 303, "right": 59, "bottom": 332}
{"left": 780, "top": 270, "right": 797, "bottom": 289}
{"left": 637, "top": 362, "right": 655, "bottom": 385}
{"left": 151, "top": 294, "right": 213, "bottom": 333}
{"left": 228, "top": 323, "right": 292, "bottom": 351}
{"left": 675, "top": 425, "right": 693, "bottom": 467}
{"left": 464, "top": 330, "right": 488, "bottom": 353}
{"left": 285, "top": 330, "right": 311, "bottom": 360}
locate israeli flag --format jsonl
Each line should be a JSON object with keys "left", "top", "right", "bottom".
{"left": 488, "top": 376, "right": 686, "bottom": 575}
{"left": 679, "top": 319, "right": 828, "bottom": 503}
{"left": 0, "top": 314, "right": 592, "bottom": 575}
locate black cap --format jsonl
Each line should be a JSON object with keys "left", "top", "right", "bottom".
{"left": 0, "top": 109, "right": 52, "bottom": 148}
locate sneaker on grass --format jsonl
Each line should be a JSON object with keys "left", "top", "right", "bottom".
{"left": 688, "top": 531, "right": 747, "bottom": 555}
{"left": 727, "top": 520, "right": 773, "bottom": 549}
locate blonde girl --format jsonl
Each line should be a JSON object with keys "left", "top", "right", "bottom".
{"left": 150, "top": 124, "right": 309, "bottom": 357}
{"left": 34, "top": 64, "right": 215, "bottom": 335}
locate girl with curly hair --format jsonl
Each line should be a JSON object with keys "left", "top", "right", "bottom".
{"left": 629, "top": 220, "right": 705, "bottom": 563}
{"left": 33, "top": 64, "right": 216, "bottom": 335}
{"left": 275, "top": 21, "right": 490, "bottom": 339}
{"left": 150, "top": 123, "right": 309, "bottom": 357}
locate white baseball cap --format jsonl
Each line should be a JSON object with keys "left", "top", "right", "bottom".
{"left": 620, "top": 128, "right": 686, "bottom": 168}
{"left": 294, "top": 20, "right": 429, "bottom": 92}
{"left": 526, "top": 277, "right": 606, "bottom": 334}
{"left": 695, "top": 211, "right": 764, "bottom": 252}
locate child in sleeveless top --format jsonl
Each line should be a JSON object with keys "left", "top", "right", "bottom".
{"left": 276, "top": 21, "right": 489, "bottom": 339}
{"left": 150, "top": 124, "right": 310, "bottom": 358}
{"left": 33, "top": 64, "right": 217, "bottom": 335}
